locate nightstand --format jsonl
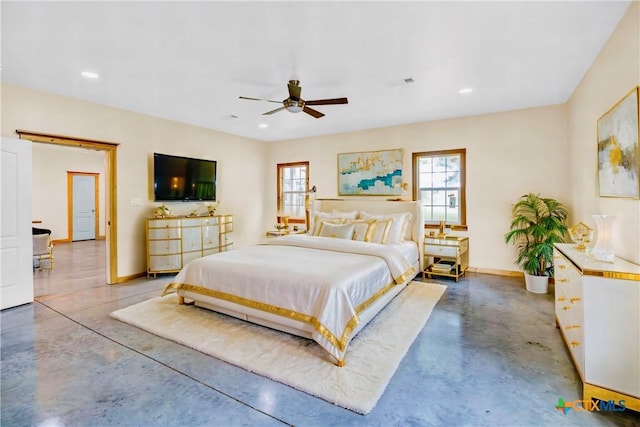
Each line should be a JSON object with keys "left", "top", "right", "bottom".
{"left": 423, "top": 236, "right": 469, "bottom": 282}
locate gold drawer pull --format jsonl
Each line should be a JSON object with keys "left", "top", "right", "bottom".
{"left": 565, "top": 325, "right": 581, "bottom": 330}
{"left": 557, "top": 278, "right": 569, "bottom": 283}
{"left": 570, "top": 341, "right": 581, "bottom": 348}
{"left": 557, "top": 297, "right": 566, "bottom": 302}
{"left": 562, "top": 305, "right": 571, "bottom": 311}
{"left": 570, "top": 297, "right": 581, "bottom": 303}
{"left": 558, "top": 265, "right": 566, "bottom": 270}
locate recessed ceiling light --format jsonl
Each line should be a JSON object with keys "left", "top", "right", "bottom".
{"left": 458, "top": 87, "right": 473, "bottom": 94}
{"left": 81, "top": 71, "right": 99, "bottom": 79}
{"left": 258, "top": 123, "right": 268, "bottom": 128}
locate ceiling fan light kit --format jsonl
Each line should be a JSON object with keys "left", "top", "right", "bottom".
{"left": 240, "top": 80, "right": 348, "bottom": 119}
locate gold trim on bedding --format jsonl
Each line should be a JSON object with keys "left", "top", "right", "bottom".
{"left": 162, "top": 276, "right": 407, "bottom": 354}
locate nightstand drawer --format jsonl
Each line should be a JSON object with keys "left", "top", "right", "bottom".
{"left": 425, "top": 244, "right": 458, "bottom": 257}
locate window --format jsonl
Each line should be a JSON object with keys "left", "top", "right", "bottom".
{"left": 412, "top": 149, "right": 466, "bottom": 228}
{"left": 277, "top": 162, "right": 309, "bottom": 224}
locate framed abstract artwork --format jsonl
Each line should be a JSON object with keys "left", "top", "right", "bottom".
{"left": 338, "top": 148, "right": 403, "bottom": 196}
{"left": 597, "top": 87, "right": 640, "bottom": 198}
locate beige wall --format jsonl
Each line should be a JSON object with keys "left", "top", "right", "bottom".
{"left": 1, "top": 83, "right": 267, "bottom": 279}
{"left": 567, "top": 0, "right": 640, "bottom": 264}
{"left": 32, "top": 144, "right": 106, "bottom": 241}
{"left": 267, "top": 104, "right": 570, "bottom": 273}
{"left": 2, "top": 1, "right": 637, "bottom": 278}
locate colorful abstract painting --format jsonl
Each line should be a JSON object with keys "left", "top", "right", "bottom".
{"left": 338, "top": 149, "right": 403, "bottom": 196}
{"left": 597, "top": 87, "right": 640, "bottom": 198}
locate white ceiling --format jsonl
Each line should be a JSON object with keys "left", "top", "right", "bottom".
{"left": 1, "top": 1, "right": 631, "bottom": 142}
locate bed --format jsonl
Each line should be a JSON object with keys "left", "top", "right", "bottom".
{"left": 163, "top": 200, "right": 424, "bottom": 366}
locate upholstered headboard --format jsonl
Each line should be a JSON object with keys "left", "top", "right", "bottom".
{"left": 312, "top": 199, "right": 424, "bottom": 271}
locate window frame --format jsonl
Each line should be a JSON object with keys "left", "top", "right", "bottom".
{"left": 277, "top": 161, "right": 309, "bottom": 224}
{"left": 412, "top": 149, "right": 467, "bottom": 230}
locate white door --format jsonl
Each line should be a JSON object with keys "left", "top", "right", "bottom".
{"left": 72, "top": 175, "right": 96, "bottom": 241}
{"left": 1, "top": 137, "right": 34, "bottom": 310}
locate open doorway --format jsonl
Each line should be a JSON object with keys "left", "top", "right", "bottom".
{"left": 17, "top": 130, "right": 118, "bottom": 285}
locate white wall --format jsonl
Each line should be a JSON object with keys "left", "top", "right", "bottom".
{"left": 567, "top": 0, "right": 640, "bottom": 264}
{"left": 266, "top": 104, "right": 570, "bottom": 273}
{"left": 32, "top": 144, "right": 106, "bottom": 241}
{"left": 1, "top": 83, "right": 267, "bottom": 279}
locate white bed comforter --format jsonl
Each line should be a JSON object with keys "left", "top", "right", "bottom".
{"left": 164, "top": 235, "right": 416, "bottom": 363}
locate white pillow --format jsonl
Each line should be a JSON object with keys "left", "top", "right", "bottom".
{"left": 308, "top": 210, "right": 357, "bottom": 235}
{"left": 331, "top": 209, "right": 358, "bottom": 219}
{"left": 360, "top": 211, "right": 412, "bottom": 243}
{"left": 369, "top": 218, "right": 393, "bottom": 244}
{"left": 318, "top": 222, "right": 356, "bottom": 239}
{"left": 311, "top": 217, "right": 344, "bottom": 236}
{"left": 344, "top": 219, "right": 376, "bottom": 241}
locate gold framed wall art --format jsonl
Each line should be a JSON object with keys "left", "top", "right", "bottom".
{"left": 338, "top": 148, "right": 403, "bottom": 196}
{"left": 597, "top": 87, "right": 640, "bottom": 198}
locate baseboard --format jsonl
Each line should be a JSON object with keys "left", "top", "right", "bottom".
{"left": 116, "top": 272, "right": 147, "bottom": 283}
{"left": 466, "top": 266, "right": 523, "bottom": 278}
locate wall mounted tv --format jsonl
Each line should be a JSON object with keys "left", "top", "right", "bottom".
{"left": 153, "top": 153, "right": 217, "bottom": 202}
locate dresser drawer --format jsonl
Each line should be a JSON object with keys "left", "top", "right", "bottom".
{"left": 148, "top": 219, "right": 181, "bottom": 228}
{"left": 148, "top": 227, "right": 181, "bottom": 240}
{"left": 181, "top": 218, "right": 203, "bottom": 227}
{"left": 148, "top": 240, "right": 181, "bottom": 255}
{"left": 148, "top": 254, "right": 181, "bottom": 271}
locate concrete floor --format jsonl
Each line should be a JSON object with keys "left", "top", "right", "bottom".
{"left": 1, "top": 240, "right": 638, "bottom": 426}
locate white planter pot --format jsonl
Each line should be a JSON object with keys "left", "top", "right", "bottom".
{"left": 524, "top": 273, "right": 549, "bottom": 294}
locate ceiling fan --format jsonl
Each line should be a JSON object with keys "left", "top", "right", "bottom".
{"left": 239, "top": 80, "right": 348, "bottom": 118}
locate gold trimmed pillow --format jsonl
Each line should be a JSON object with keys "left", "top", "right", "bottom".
{"left": 344, "top": 219, "right": 376, "bottom": 241}
{"left": 311, "top": 217, "right": 344, "bottom": 236}
{"left": 308, "top": 210, "right": 356, "bottom": 236}
{"left": 318, "top": 222, "right": 356, "bottom": 239}
{"left": 360, "top": 211, "right": 412, "bottom": 243}
{"left": 369, "top": 218, "right": 393, "bottom": 244}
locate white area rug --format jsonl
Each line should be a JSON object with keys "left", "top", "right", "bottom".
{"left": 110, "top": 281, "right": 446, "bottom": 414}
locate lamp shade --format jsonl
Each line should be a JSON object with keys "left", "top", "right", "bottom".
{"left": 591, "top": 214, "right": 616, "bottom": 262}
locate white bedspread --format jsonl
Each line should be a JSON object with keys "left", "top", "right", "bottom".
{"left": 164, "top": 235, "right": 416, "bottom": 363}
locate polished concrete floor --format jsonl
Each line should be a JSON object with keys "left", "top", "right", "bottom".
{"left": 1, "top": 240, "right": 638, "bottom": 426}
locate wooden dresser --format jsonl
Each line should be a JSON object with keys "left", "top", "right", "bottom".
{"left": 553, "top": 243, "right": 639, "bottom": 412}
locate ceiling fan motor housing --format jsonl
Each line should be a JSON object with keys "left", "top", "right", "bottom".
{"left": 285, "top": 98, "right": 304, "bottom": 113}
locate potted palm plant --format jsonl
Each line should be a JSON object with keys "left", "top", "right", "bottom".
{"left": 504, "top": 193, "right": 568, "bottom": 293}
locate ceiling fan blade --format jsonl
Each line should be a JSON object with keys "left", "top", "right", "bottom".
{"left": 263, "top": 106, "right": 286, "bottom": 115}
{"left": 239, "top": 96, "right": 282, "bottom": 104}
{"left": 287, "top": 81, "right": 302, "bottom": 100}
{"left": 303, "top": 106, "right": 325, "bottom": 119}
{"left": 305, "top": 97, "right": 348, "bottom": 106}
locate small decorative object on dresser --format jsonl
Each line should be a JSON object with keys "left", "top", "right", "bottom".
{"left": 568, "top": 222, "right": 594, "bottom": 252}
{"left": 153, "top": 204, "right": 172, "bottom": 218}
{"left": 504, "top": 193, "right": 568, "bottom": 294}
{"left": 590, "top": 214, "right": 616, "bottom": 262}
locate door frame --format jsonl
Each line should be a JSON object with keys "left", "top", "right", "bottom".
{"left": 68, "top": 172, "right": 100, "bottom": 242}
{"left": 16, "top": 130, "right": 119, "bottom": 284}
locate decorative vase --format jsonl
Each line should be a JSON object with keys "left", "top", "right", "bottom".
{"left": 591, "top": 214, "right": 616, "bottom": 262}
{"left": 524, "top": 273, "right": 549, "bottom": 294}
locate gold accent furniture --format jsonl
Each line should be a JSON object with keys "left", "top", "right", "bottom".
{"left": 423, "top": 236, "right": 469, "bottom": 282}
{"left": 146, "top": 214, "right": 233, "bottom": 278}
{"left": 554, "top": 243, "right": 639, "bottom": 412}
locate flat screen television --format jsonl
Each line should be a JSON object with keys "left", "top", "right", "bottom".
{"left": 153, "top": 153, "right": 217, "bottom": 201}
